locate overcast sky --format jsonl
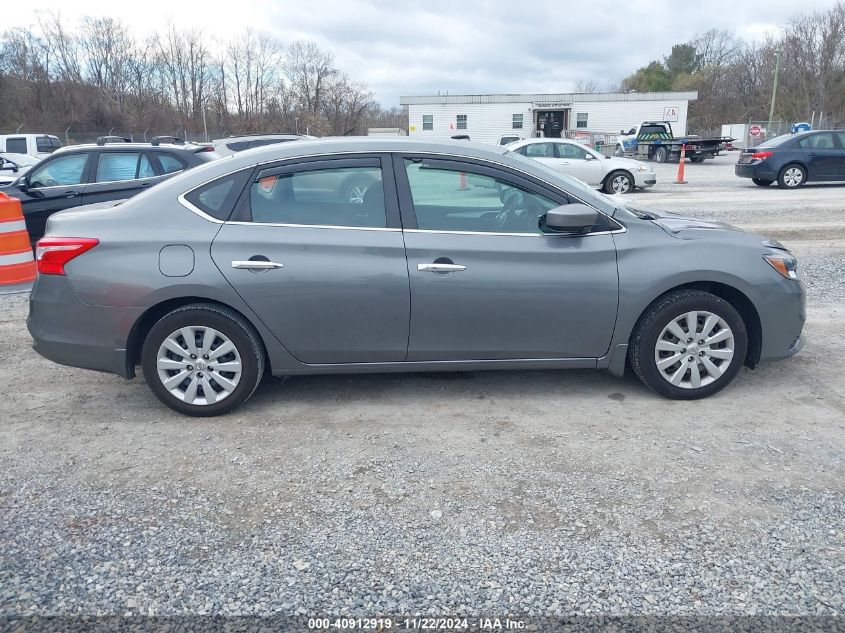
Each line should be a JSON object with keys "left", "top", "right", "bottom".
{"left": 7, "top": 0, "right": 836, "bottom": 105}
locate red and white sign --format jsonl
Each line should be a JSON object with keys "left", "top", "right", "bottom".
{"left": 663, "top": 106, "right": 679, "bottom": 122}
{"left": 750, "top": 125, "right": 762, "bottom": 137}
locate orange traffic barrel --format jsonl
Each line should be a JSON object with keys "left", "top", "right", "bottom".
{"left": 0, "top": 192, "right": 36, "bottom": 286}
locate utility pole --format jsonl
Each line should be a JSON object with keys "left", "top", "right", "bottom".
{"left": 767, "top": 50, "right": 782, "bottom": 135}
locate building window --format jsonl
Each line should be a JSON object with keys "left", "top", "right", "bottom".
{"left": 422, "top": 115, "right": 433, "bottom": 131}
{"left": 576, "top": 113, "right": 588, "bottom": 129}
{"left": 512, "top": 114, "right": 523, "bottom": 129}
{"left": 456, "top": 114, "right": 467, "bottom": 130}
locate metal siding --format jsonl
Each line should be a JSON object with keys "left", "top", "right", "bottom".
{"left": 408, "top": 102, "right": 534, "bottom": 145}
{"left": 409, "top": 99, "right": 691, "bottom": 145}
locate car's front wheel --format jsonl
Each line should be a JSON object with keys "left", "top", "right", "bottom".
{"left": 629, "top": 290, "right": 747, "bottom": 399}
{"left": 141, "top": 304, "right": 265, "bottom": 416}
{"left": 603, "top": 170, "right": 634, "bottom": 194}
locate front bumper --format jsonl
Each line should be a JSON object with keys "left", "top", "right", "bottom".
{"left": 27, "top": 274, "right": 141, "bottom": 378}
{"left": 634, "top": 172, "right": 657, "bottom": 188}
{"left": 752, "top": 278, "right": 806, "bottom": 363}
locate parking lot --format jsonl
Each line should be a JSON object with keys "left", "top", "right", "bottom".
{"left": 1, "top": 154, "right": 843, "bottom": 618}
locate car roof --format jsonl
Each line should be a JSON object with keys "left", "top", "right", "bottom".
{"left": 223, "top": 136, "right": 508, "bottom": 167}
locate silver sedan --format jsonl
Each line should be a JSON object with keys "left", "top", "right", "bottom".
{"left": 28, "top": 138, "right": 804, "bottom": 416}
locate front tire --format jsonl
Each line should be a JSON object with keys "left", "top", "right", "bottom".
{"left": 141, "top": 304, "right": 265, "bottom": 416}
{"left": 654, "top": 147, "right": 669, "bottom": 163}
{"left": 752, "top": 178, "right": 773, "bottom": 187}
{"left": 603, "top": 170, "right": 634, "bottom": 194}
{"left": 629, "top": 290, "right": 747, "bottom": 400}
{"left": 777, "top": 164, "right": 806, "bottom": 189}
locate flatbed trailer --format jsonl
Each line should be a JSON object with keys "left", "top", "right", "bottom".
{"left": 615, "top": 121, "right": 733, "bottom": 163}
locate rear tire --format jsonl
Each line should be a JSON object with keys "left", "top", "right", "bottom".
{"left": 141, "top": 304, "right": 265, "bottom": 416}
{"left": 752, "top": 178, "right": 773, "bottom": 187}
{"left": 629, "top": 290, "right": 747, "bottom": 400}
{"left": 654, "top": 147, "right": 669, "bottom": 163}
{"left": 689, "top": 156, "right": 705, "bottom": 163}
{"left": 777, "top": 164, "right": 806, "bottom": 189}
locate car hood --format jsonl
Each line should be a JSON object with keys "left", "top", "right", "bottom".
{"left": 603, "top": 156, "right": 652, "bottom": 170}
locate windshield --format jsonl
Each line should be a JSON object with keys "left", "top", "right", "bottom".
{"left": 505, "top": 149, "right": 622, "bottom": 215}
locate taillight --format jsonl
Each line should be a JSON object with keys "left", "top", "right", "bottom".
{"left": 751, "top": 151, "right": 773, "bottom": 161}
{"left": 36, "top": 237, "right": 99, "bottom": 275}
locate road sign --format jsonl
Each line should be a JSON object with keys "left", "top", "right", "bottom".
{"left": 750, "top": 125, "right": 762, "bottom": 137}
{"left": 663, "top": 106, "right": 679, "bottom": 122}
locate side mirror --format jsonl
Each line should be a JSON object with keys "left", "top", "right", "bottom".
{"left": 16, "top": 179, "right": 28, "bottom": 191}
{"left": 584, "top": 153, "right": 595, "bottom": 161}
{"left": 543, "top": 203, "right": 599, "bottom": 233}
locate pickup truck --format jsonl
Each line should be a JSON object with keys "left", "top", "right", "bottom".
{"left": 614, "top": 122, "right": 732, "bottom": 163}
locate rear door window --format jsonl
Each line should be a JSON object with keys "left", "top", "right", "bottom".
{"left": 36, "top": 137, "right": 53, "bottom": 154}
{"left": 797, "top": 133, "right": 835, "bottom": 149}
{"left": 96, "top": 152, "right": 141, "bottom": 182}
{"left": 5, "top": 138, "right": 27, "bottom": 154}
{"left": 245, "top": 162, "right": 385, "bottom": 228}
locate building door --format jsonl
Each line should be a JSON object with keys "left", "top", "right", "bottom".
{"left": 536, "top": 111, "right": 567, "bottom": 138}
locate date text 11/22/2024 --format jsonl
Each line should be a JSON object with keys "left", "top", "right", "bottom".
{"left": 307, "top": 617, "right": 528, "bottom": 630}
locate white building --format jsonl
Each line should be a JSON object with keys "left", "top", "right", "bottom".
{"left": 400, "top": 91, "right": 698, "bottom": 145}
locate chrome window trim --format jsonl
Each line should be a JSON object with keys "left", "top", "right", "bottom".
{"left": 177, "top": 149, "right": 624, "bottom": 231}
{"left": 225, "top": 221, "right": 400, "bottom": 232}
{"left": 404, "top": 226, "right": 626, "bottom": 237}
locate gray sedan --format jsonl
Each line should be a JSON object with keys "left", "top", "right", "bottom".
{"left": 27, "top": 138, "right": 805, "bottom": 416}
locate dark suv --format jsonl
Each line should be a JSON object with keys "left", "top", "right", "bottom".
{"left": 735, "top": 130, "right": 845, "bottom": 189}
{"left": 2, "top": 139, "right": 219, "bottom": 246}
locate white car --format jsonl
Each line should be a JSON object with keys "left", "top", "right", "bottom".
{"left": 506, "top": 138, "right": 656, "bottom": 194}
{"left": 0, "top": 153, "right": 40, "bottom": 186}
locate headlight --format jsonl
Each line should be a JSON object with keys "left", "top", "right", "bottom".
{"left": 636, "top": 164, "right": 652, "bottom": 172}
{"left": 764, "top": 254, "right": 799, "bottom": 279}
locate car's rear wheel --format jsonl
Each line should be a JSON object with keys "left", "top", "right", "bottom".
{"left": 752, "top": 178, "right": 773, "bottom": 187}
{"left": 777, "top": 164, "right": 806, "bottom": 189}
{"left": 629, "top": 290, "right": 747, "bottom": 399}
{"left": 603, "top": 170, "right": 634, "bottom": 194}
{"left": 141, "top": 304, "right": 265, "bottom": 416}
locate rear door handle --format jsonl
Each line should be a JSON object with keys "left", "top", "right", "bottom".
{"left": 418, "top": 263, "right": 466, "bottom": 273}
{"left": 232, "top": 260, "right": 284, "bottom": 270}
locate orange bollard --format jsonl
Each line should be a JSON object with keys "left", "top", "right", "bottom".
{"left": 675, "top": 144, "right": 688, "bottom": 184}
{"left": 0, "top": 192, "right": 36, "bottom": 288}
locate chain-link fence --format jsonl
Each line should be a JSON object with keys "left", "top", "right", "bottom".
{"left": 0, "top": 128, "right": 235, "bottom": 147}
{"left": 743, "top": 121, "right": 789, "bottom": 148}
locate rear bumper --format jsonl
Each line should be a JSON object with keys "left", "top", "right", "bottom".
{"left": 27, "top": 275, "right": 141, "bottom": 378}
{"left": 735, "top": 162, "right": 778, "bottom": 180}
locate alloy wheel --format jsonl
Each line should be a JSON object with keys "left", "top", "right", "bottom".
{"left": 611, "top": 174, "right": 631, "bottom": 194}
{"left": 156, "top": 326, "right": 243, "bottom": 405}
{"left": 783, "top": 167, "right": 803, "bottom": 187}
{"left": 653, "top": 311, "right": 735, "bottom": 389}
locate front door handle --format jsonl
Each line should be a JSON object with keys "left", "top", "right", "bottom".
{"left": 418, "top": 263, "right": 466, "bottom": 273}
{"left": 232, "top": 260, "right": 284, "bottom": 270}
{"left": 63, "top": 191, "right": 79, "bottom": 198}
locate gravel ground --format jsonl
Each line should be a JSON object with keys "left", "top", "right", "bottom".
{"left": 1, "top": 156, "right": 843, "bottom": 625}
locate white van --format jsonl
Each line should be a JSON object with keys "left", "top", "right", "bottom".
{"left": 0, "top": 134, "right": 62, "bottom": 158}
